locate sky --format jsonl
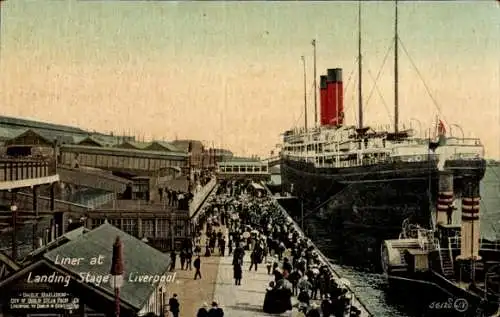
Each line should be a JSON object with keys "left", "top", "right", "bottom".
{"left": 0, "top": 0, "right": 498, "bottom": 158}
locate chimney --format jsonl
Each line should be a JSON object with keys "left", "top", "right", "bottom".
{"left": 334, "top": 68, "right": 344, "bottom": 125}
{"left": 319, "top": 75, "right": 328, "bottom": 126}
{"left": 326, "top": 69, "right": 337, "bottom": 126}
{"left": 457, "top": 176, "right": 481, "bottom": 262}
{"left": 436, "top": 171, "right": 454, "bottom": 225}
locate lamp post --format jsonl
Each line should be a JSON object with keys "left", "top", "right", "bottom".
{"left": 109, "top": 236, "right": 124, "bottom": 317}
{"left": 11, "top": 204, "right": 17, "bottom": 260}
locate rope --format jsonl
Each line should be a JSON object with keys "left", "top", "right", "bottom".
{"left": 364, "top": 40, "right": 394, "bottom": 113}
{"left": 367, "top": 69, "right": 392, "bottom": 124}
{"left": 398, "top": 37, "right": 447, "bottom": 125}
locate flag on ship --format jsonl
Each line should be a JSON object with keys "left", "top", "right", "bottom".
{"left": 437, "top": 119, "right": 446, "bottom": 136}
{"left": 429, "top": 117, "right": 447, "bottom": 151}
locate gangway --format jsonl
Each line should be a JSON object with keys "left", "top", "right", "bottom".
{"left": 216, "top": 160, "right": 270, "bottom": 181}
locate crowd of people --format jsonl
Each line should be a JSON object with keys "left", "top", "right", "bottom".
{"left": 191, "top": 179, "right": 364, "bottom": 317}
{"left": 163, "top": 170, "right": 214, "bottom": 211}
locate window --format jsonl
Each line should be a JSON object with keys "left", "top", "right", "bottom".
{"left": 175, "top": 219, "right": 185, "bottom": 237}
{"left": 122, "top": 219, "right": 136, "bottom": 235}
{"left": 92, "top": 219, "right": 105, "bottom": 228}
{"left": 142, "top": 219, "right": 155, "bottom": 238}
{"left": 109, "top": 219, "right": 121, "bottom": 228}
{"left": 157, "top": 219, "right": 169, "bottom": 238}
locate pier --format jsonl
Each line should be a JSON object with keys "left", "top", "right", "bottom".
{"left": 0, "top": 116, "right": 373, "bottom": 316}
{"left": 0, "top": 144, "right": 372, "bottom": 316}
{"left": 167, "top": 179, "right": 373, "bottom": 317}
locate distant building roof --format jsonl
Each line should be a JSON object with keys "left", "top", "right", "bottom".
{"left": 73, "top": 135, "right": 88, "bottom": 144}
{"left": 0, "top": 115, "right": 87, "bottom": 134}
{"left": 0, "top": 126, "right": 26, "bottom": 140}
{"left": 43, "top": 223, "right": 171, "bottom": 310}
{"left": 61, "top": 144, "right": 188, "bottom": 159}
{"left": 171, "top": 140, "right": 204, "bottom": 152}
{"left": 146, "top": 141, "right": 182, "bottom": 152}
{"left": 7, "top": 128, "right": 76, "bottom": 145}
{"left": 116, "top": 141, "right": 152, "bottom": 150}
{"left": 76, "top": 135, "right": 122, "bottom": 147}
{"left": 207, "top": 148, "right": 233, "bottom": 156}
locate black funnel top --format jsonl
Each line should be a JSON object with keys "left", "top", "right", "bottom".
{"left": 333, "top": 68, "right": 343, "bottom": 82}
{"left": 327, "top": 69, "right": 336, "bottom": 83}
{"left": 320, "top": 75, "right": 327, "bottom": 89}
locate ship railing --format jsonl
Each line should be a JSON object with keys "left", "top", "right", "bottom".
{"left": 435, "top": 238, "right": 449, "bottom": 275}
{"left": 445, "top": 137, "right": 482, "bottom": 146}
{"left": 448, "top": 236, "right": 500, "bottom": 251}
{"left": 394, "top": 138, "right": 431, "bottom": 146}
{"left": 312, "top": 153, "right": 436, "bottom": 168}
{"left": 434, "top": 238, "right": 442, "bottom": 252}
{"left": 418, "top": 229, "right": 437, "bottom": 251}
{"left": 449, "top": 152, "right": 483, "bottom": 160}
{"left": 217, "top": 171, "right": 270, "bottom": 175}
{"left": 390, "top": 153, "right": 439, "bottom": 162}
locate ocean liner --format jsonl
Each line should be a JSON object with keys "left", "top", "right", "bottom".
{"left": 279, "top": 1, "right": 486, "bottom": 262}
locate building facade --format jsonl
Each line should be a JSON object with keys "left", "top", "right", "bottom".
{"left": 0, "top": 224, "right": 172, "bottom": 317}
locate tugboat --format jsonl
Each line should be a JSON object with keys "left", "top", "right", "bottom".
{"left": 381, "top": 171, "right": 500, "bottom": 316}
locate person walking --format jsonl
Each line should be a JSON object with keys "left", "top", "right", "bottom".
{"left": 168, "top": 294, "right": 180, "bottom": 317}
{"left": 207, "top": 301, "right": 224, "bottom": 317}
{"left": 233, "top": 262, "right": 242, "bottom": 285}
{"left": 194, "top": 255, "right": 202, "bottom": 280}
{"left": 219, "top": 237, "right": 226, "bottom": 256}
{"left": 228, "top": 237, "right": 233, "bottom": 255}
{"left": 180, "top": 250, "right": 186, "bottom": 270}
{"left": 447, "top": 203, "right": 456, "bottom": 225}
{"left": 249, "top": 250, "right": 259, "bottom": 271}
{"left": 170, "top": 250, "right": 176, "bottom": 271}
{"left": 197, "top": 302, "right": 209, "bottom": 317}
{"left": 185, "top": 250, "right": 193, "bottom": 270}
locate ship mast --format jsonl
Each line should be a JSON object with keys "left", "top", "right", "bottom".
{"left": 357, "top": 1, "right": 363, "bottom": 129}
{"left": 312, "top": 39, "right": 317, "bottom": 126}
{"left": 301, "top": 55, "right": 308, "bottom": 130}
{"left": 394, "top": 0, "right": 399, "bottom": 133}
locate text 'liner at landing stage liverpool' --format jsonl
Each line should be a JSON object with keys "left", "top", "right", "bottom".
{"left": 277, "top": 1, "right": 486, "bottom": 265}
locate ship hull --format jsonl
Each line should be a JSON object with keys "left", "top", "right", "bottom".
{"left": 280, "top": 157, "right": 486, "bottom": 267}
{"left": 385, "top": 273, "right": 497, "bottom": 317}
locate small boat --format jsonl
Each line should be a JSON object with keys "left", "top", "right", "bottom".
{"left": 382, "top": 171, "right": 500, "bottom": 316}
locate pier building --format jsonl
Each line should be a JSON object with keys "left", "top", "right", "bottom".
{"left": 0, "top": 223, "right": 172, "bottom": 317}
{"left": 0, "top": 158, "right": 59, "bottom": 259}
{"left": 58, "top": 145, "right": 188, "bottom": 177}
